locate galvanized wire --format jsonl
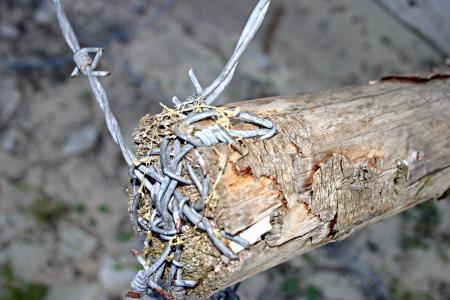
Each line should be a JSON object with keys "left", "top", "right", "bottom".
{"left": 4, "top": 0, "right": 173, "bottom": 102}
{"left": 52, "top": 0, "right": 134, "bottom": 165}
{"left": 198, "top": 0, "right": 270, "bottom": 105}
{"left": 52, "top": 0, "right": 275, "bottom": 298}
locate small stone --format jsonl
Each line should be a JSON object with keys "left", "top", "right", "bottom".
{"left": 46, "top": 281, "right": 101, "bottom": 300}
{"left": 34, "top": 1, "right": 53, "bottom": 25}
{"left": 0, "top": 129, "right": 19, "bottom": 153}
{"left": 98, "top": 256, "right": 136, "bottom": 295}
{"left": 0, "top": 22, "right": 19, "bottom": 40}
{"left": 57, "top": 222, "right": 98, "bottom": 260}
{"left": 0, "top": 79, "right": 20, "bottom": 127}
{"left": 7, "top": 241, "right": 51, "bottom": 282}
{"left": 0, "top": 151, "right": 27, "bottom": 178}
{"left": 61, "top": 125, "right": 99, "bottom": 157}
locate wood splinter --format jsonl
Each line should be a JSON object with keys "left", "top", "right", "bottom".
{"left": 132, "top": 65, "right": 450, "bottom": 299}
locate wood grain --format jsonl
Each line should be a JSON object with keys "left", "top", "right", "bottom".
{"left": 133, "top": 65, "right": 450, "bottom": 298}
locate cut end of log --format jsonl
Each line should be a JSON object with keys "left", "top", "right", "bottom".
{"left": 131, "top": 65, "right": 450, "bottom": 298}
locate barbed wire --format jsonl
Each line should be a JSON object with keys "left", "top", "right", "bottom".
{"left": 51, "top": 0, "right": 275, "bottom": 299}
{"left": 5, "top": 0, "right": 174, "bottom": 70}
{"left": 4, "top": 0, "right": 174, "bottom": 101}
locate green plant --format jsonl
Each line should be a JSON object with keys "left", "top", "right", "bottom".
{"left": 26, "top": 193, "right": 68, "bottom": 224}
{"left": 304, "top": 285, "right": 321, "bottom": 300}
{"left": 389, "top": 276, "right": 433, "bottom": 300}
{"left": 97, "top": 203, "right": 110, "bottom": 214}
{"left": 281, "top": 277, "right": 300, "bottom": 295}
{"left": 116, "top": 228, "right": 133, "bottom": 243}
{"left": 0, "top": 265, "right": 48, "bottom": 300}
{"left": 73, "top": 202, "right": 87, "bottom": 214}
{"left": 400, "top": 201, "right": 440, "bottom": 250}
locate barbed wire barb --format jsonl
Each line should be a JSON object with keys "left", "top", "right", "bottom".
{"left": 51, "top": 0, "right": 275, "bottom": 298}
{"left": 52, "top": 0, "right": 134, "bottom": 166}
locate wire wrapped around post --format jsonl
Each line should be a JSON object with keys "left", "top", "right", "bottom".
{"left": 51, "top": 0, "right": 275, "bottom": 298}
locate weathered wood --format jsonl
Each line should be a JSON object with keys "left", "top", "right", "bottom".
{"left": 134, "top": 65, "right": 450, "bottom": 299}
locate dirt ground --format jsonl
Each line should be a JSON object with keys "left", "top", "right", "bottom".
{"left": 0, "top": 0, "right": 449, "bottom": 299}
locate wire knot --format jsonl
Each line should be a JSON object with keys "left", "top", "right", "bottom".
{"left": 71, "top": 47, "right": 109, "bottom": 78}
{"left": 73, "top": 49, "right": 91, "bottom": 74}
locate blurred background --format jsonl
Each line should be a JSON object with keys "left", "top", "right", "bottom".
{"left": 0, "top": 0, "right": 449, "bottom": 299}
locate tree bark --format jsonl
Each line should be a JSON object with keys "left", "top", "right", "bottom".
{"left": 134, "top": 65, "right": 450, "bottom": 298}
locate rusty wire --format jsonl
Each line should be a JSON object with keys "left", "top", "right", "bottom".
{"left": 51, "top": 0, "right": 275, "bottom": 298}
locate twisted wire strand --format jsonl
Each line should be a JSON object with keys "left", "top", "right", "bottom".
{"left": 197, "top": 0, "right": 271, "bottom": 105}
{"left": 52, "top": 0, "right": 134, "bottom": 166}
{"left": 52, "top": 0, "right": 274, "bottom": 298}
